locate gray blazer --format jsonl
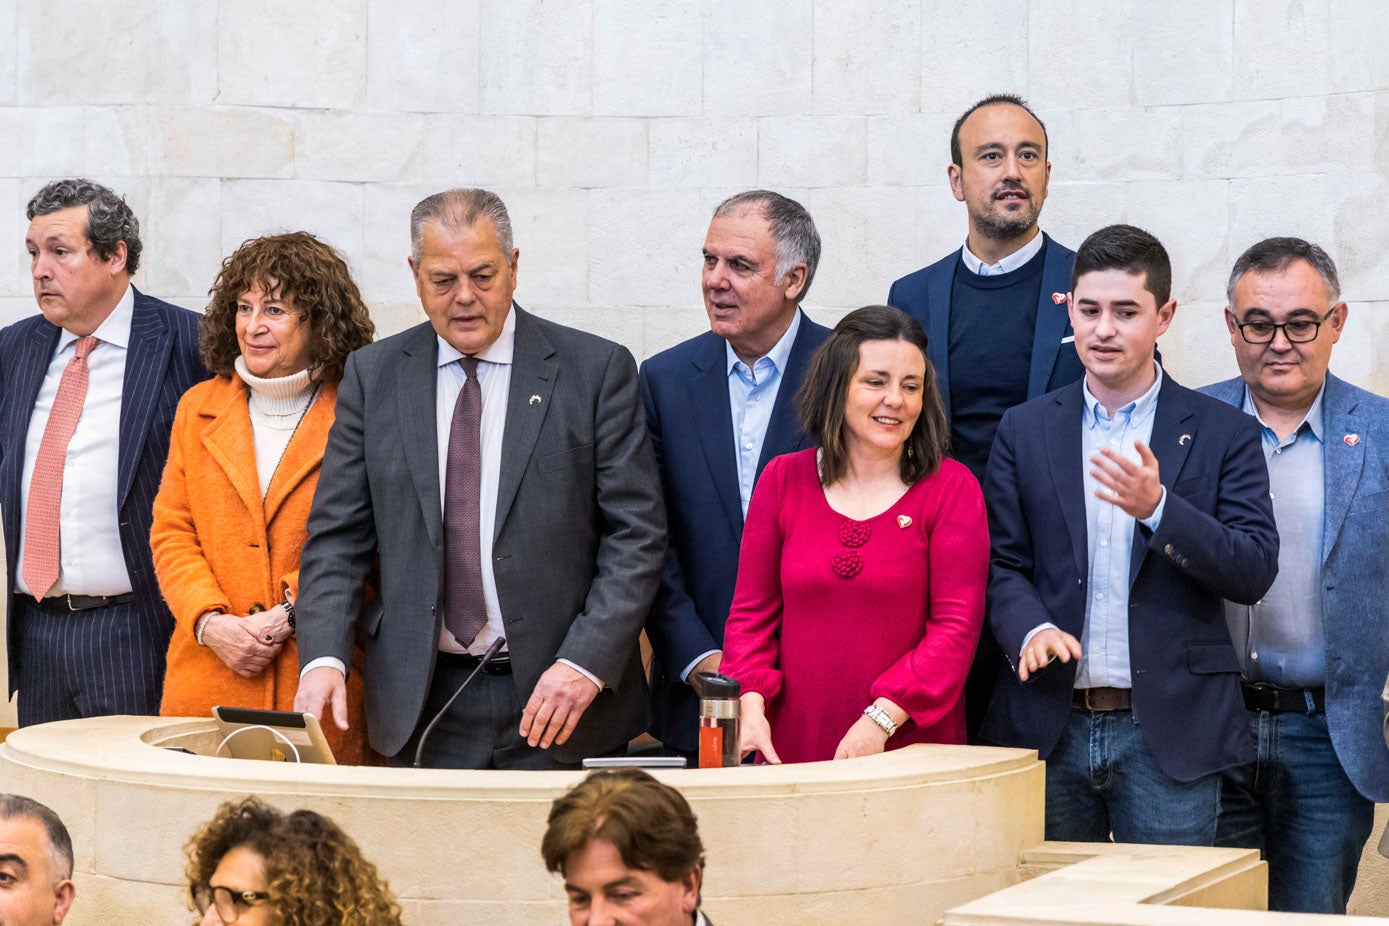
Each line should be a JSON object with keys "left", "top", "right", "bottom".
{"left": 297, "top": 307, "right": 666, "bottom": 761}
{"left": 1202, "top": 373, "right": 1389, "bottom": 802}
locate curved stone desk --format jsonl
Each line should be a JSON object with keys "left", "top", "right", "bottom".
{"left": 0, "top": 717, "right": 1044, "bottom": 925}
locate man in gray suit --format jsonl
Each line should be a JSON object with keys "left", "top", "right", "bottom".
{"left": 1201, "top": 237, "right": 1389, "bottom": 913}
{"left": 294, "top": 188, "right": 666, "bottom": 769}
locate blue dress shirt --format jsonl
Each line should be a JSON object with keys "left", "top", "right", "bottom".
{"left": 1224, "top": 385, "right": 1327, "bottom": 688}
{"left": 726, "top": 310, "right": 801, "bottom": 517}
{"left": 1075, "top": 367, "right": 1167, "bottom": 688}
{"left": 1021, "top": 363, "right": 1168, "bottom": 688}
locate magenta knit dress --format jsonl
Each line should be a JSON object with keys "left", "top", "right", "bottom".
{"left": 721, "top": 448, "right": 989, "bottom": 764}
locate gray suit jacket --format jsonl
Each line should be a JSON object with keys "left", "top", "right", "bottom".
{"left": 297, "top": 307, "right": 666, "bottom": 761}
{"left": 1202, "top": 373, "right": 1389, "bottom": 802}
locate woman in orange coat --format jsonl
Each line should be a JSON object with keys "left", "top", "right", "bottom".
{"left": 152, "top": 232, "right": 375, "bottom": 764}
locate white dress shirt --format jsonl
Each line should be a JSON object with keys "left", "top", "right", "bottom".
{"left": 433, "top": 312, "right": 514, "bottom": 658}
{"left": 959, "top": 230, "right": 1045, "bottom": 276}
{"left": 15, "top": 285, "right": 134, "bottom": 597}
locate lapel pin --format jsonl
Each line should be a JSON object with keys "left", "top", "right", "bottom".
{"left": 1179, "top": 434, "right": 1192, "bottom": 446}
{"left": 1345, "top": 433, "right": 1360, "bottom": 447}
{"left": 529, "top": 394, "right": 542, "bottom": 405}
{"left": 897, "top": 515, "right": 913, "bottom": 529}
{"left": 1051, "top": 292, "right": 1067, "bottom": 305}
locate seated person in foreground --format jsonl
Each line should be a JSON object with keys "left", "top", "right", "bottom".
{"left": 185, "top": 796, "right": 401, "bottom": 925}
{"left": 543, "top": 768, "right": 712, "bottom": 926}
{"left": 721, "top": 305, "right": 989, "bottom": 764}
{"left": 982, "top": 224, "right": 1279, "bottom": 845}
{"left": 151, "top": 232, "right": 375, "bottom": 764}
{"left": 0, "top": 794, "right": 75, "bottom": 926}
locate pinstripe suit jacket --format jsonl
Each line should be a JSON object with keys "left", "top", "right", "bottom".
{"left": 0, "top": 287, "right": 208, "bottom": 699}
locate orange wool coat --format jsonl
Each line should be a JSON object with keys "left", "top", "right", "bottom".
{"left": 150, "top": 374, "right": 370, "bottom": 764}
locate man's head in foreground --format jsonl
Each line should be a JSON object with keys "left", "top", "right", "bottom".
{"left": 0, "top": 795, "right": 75, "bottom": 926}
{"left": 543, "top": 769, "right": 705, "bottom": 926}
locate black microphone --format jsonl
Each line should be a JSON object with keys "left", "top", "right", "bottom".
{"left": 413, "top": 636, "right": 507, "bottom": 769}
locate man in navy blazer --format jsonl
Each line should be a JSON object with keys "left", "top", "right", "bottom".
{"left": 641, "top": 191, "right": 829, "bottom": 758}
{"left": 887, "top": 94, "right": 1083, "bottom": 742}
{"left": 1, "top": 179, "right": 206, "bottom": 725}
{"left": 1200, "top": 237, "right": 1389, "bottom": 914}
{"left": 983, "top": 225, "right": 1278, "bottom": 845}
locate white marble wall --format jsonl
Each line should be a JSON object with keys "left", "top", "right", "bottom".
{"left": 0, "top": 0, "right": 1386, "bottom": 392}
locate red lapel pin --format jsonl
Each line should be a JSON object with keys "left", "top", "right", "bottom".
{"left": 1051, "top": 292, "right": 1067, "bottom": 304}
{"left": 1345, "top": 434, "right": 1360, "bottom": 447}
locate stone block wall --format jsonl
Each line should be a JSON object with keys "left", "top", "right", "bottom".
{"left": 0, "top": 0, "right": 1386, "bottom": 392}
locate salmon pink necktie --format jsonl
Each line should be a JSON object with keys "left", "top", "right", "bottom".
{"left": 22, "top": 336, "right": 98, "bottom": 599}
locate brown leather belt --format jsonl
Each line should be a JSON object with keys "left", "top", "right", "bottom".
{"left": 18, "top": 592, "right": 135, "bottom": 612}
{"left": 1241, "top": 682, "right": 1324, "bottom": 714}
{"left": 1072, "top": 687, "right": 1132, "bottom": 712}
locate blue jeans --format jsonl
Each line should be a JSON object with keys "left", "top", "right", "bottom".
{"left": 1216, "top": 708, "right": 1375, "bottom": 914}
{"left": 1046, "top": 708, "right": 1221, "bottom": 845}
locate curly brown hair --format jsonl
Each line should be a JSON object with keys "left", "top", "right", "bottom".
{"left": 185, "top": 797, "right": 403, "bottom": 926}
{"left": 200, "top": 232, "right": 375, "bottom": 383}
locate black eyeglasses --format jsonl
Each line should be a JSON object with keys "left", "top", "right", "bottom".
{"left": 1235, "top": 307, "right": 1336, "bottom": 344}
{"left": 191, "top": 881, "right": 270, "bottom": 922}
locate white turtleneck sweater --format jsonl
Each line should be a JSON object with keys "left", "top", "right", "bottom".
{"left": 234, "top": 356, "right": 317, "bottom": 498}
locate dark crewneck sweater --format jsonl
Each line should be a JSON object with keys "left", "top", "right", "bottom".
{"left": 946, "top": 248, "right": 1046, "bottom": 483}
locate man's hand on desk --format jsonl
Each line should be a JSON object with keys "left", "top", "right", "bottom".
{"left": 294, "top": 665, "right": 350, "bottom": 731}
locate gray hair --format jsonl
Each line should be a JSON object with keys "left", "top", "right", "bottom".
{"left": 1227, "top": 236, "right": 1341, "bottom": 307}
{"left": 0, "top": 794, "right": 73, "bottom": 882}
{"left": 27, "top": 178, "right": 143, "bottom": 275}
{"left": 410, "top": 189, "right": 514, "bottom": 260}
{"left": 712, "top": 190, "right": 822, "bottom": 302}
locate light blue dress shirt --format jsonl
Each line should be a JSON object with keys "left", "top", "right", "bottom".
{"left": 681, "top": 312, "right": 802, "bottom": 683}
{"left": 1224, "top": 385, "right": 1326, "bottom": 688}
{"left": 1023, "top": 365, "right": 1168, "bottom": 687}
{"left": 1074, "top": 367, "right": 1168, "bottom": 688}
{"left": 726, "top": 310, "right": 801, "bottom": 517}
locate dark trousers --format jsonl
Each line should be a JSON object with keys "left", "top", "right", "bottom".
{"left": 1045, "top": 708, "right": 1222, "bottom": 845}
{"left": 964, "top": 632, "right": 1003, "bottom": 744}
{"left": 1217, "top": 708, "right": 1375, "bottom": 914}
{"left": 391, "top": 655, "right": 580, "bottom": 770}
{"left": 14, "top": 596, "right": 165, "bottom": 726}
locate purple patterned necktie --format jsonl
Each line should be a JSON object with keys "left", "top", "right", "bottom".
{"left": 443, "top": 356, "right": 488, "bottom": 647}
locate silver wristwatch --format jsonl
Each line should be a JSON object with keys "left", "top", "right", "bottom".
{"left": 862, "top": 704, "right": 898, "bottom": 737}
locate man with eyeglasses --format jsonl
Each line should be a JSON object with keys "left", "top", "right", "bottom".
{"left": 1200, "top": 237, "right": 1389, "bottom": 914}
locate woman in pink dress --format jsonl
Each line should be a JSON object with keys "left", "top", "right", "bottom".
{"left": 721, "top": 305, "right": 989, "bottom": 764}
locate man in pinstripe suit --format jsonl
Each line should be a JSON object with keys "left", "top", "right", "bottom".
{"left": 0, "top": 179, "right": 207, "bottom": 726}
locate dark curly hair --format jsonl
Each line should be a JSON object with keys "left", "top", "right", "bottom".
{"left": 200, "top": 232, "right": 374, "bottom": 383}
{"left": 27, "top": 178, "right": 143, "bottom": 274}
{"left": 185, "top": 797, "right": 402, "bottom": 926}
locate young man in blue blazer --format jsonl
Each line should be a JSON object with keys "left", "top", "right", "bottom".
{"left": 1201, "top": 237, "right": 1389, "bottom": 914}
{"left": 982, "top": 225, "right": 1278, "bottom": 845}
